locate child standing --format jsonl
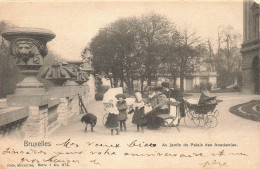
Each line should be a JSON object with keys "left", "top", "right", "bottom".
{"left": 128, "top": 92, "right": 147, "bottom": 132}
{"left": 116, "top": 94, "right": 128, "bottom": 132}
{"left": 105, "top": 99, "right": 120, "bottom": 135}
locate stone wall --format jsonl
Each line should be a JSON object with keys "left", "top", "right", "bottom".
{"left": 0, "top": 106, "right": 28, "bottom": 138}
{"left": 241, "top": 1, "right": 260, "bottom": 94}
{"left": 0, "top": 85, "right": 87, "bottom": 138}
{"left": 0, "top": 27, "right": 91, "bottom": 139}
{"left": 241, "top": 41, "right": 260, "bottom": 94}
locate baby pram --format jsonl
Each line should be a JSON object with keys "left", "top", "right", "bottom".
{"left": 184, "top": 90, "right": 222, "bottom": 129}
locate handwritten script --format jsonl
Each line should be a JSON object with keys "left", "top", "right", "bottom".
{"left": 1, "top": 139, "right": 248, "bottom": 168}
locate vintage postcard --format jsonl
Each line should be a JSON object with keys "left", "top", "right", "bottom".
{"left": 0, "top": 0, "right": 259, "bottom": 169}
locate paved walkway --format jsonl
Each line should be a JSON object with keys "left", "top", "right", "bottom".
{"left": 51, "top": 93, "right": 260, "bottom": 138}
{"left": 49, "top": 93, "right": 260, "bottom": 169}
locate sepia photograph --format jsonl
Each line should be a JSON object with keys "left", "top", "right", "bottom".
{"left": 0, "top": 0, "right": 259, "bottom": 169}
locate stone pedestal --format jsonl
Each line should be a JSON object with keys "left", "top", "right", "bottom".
{"left": 86, "top": 74, "right": 96, "bottom": 101}
{"left": 23, "top": 105, "right": 48, "bottom": 138}
{"left": 47, "top": 98, "right": 60, "bottom": 135}
{"left": 57, "top": 97, "right": 70, "bottom": 125}
{"left": 71, "top": 95, "right": 80, "bottom": 115}
{"left": 1, "top": 27, "right": 55, "bottom": 138}
{"left": 83, "top": 82, "right": 90, "bottom": 105}
{"left": 6, "top": 93, "right": 51, "bottom": 138}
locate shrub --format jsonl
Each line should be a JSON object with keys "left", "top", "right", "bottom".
{"left": 233, "top": 85, "right": 241, "bottom": 92}
{"left": 220, "top": 84, "right": 227, "bottom": 89}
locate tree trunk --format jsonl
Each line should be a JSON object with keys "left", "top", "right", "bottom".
{"left": 125, "top": 80, "right": 134, "bottom": 95}
{"left": 140, "top": 77, "right": 144, "bottom": 94}
{"left": 109, "top": 77, "right": 113, "bottom": 88}
{"left": 147, "top": 71, "right": 152, "bottom": 86}
{"left": 173, "top": 75, "right": 177, "bottom": 87}
{"left": 180, "top": 72, "right": 184, "bottom": 92}
{"left": 120, "top": 77, "right": 124, "bottom": 87}
{"left": 130, "top": 79, "right": 134, "bottom": 95}
{"left": 113, "top": 76, "right": 119, "bottom": 88}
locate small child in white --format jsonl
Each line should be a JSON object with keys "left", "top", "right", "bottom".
{"left": 105, "top": 99, "right": 120, "bottom": 135}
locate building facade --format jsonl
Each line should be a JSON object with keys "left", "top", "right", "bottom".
{"left": 241, "top": 0, "right": 260, "bottom": 94}
{"left": 132, "top": 70, "right": 217, "bottom": 92}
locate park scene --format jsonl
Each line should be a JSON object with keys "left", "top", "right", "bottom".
{"left": 0, "top": 1, "right": 259, "bottom": 169}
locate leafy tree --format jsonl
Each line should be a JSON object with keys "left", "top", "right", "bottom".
{"left": 0, "top": 21, "right": 23, "bottom": 97}
{"left": 90, "top": 13, "right": 176, "bottom": 93}
{"left": 137, "top": 13, "right": 174, "bottom": 86}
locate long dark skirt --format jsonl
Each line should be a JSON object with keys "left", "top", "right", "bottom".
{"left": 132, "top": 107, "right": 147, "bottom": 125}
{"left": 146, "top": 108, "right": 169, "bottom": 130}
{"left": 105, "top": 113, "right": 119, "bottom": 129}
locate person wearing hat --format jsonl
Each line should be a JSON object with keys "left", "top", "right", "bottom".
{"left": 116, "top": 94, "right": 128, "bottom": 132}
{"left": 154, "top": 86, "right": 169, "bottom": 114}
{"left": 146, "top": 86, "right": 168, "bottom": 129}
{"left": 128, "top": 92, "right": 147, "bottom": 132}
{"left": 146, "top": 86, "right": 157, "bottom": 108}
{"left": 161, "top": 82, "right": 185, "bottom": 118}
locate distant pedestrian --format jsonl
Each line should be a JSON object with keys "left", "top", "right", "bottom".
{"left": 116, "top": 94, "right": 128, "bottom": 132}
{"left": 128, "top": 92, "right": 147, "bottom": 132}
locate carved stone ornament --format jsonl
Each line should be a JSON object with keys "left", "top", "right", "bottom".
{"left": 1, "top": 27, "right": 55, "bottom": 65}
{"left": 11, "top": 38, "right": 48, "bottom": 65}
{"left": 41, "top": 61, "right": 77, "bottom": 86}
{"left": 1, "top": 27, "right": 55, "bottom": 94}
{"left": 75, "top": 70, "right": 90, "bottom": 85}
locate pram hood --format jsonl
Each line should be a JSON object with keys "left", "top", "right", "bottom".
{"left": 198, "top": 90, "right": 217, "bottom": 105}
{"left": 102, "top": 87, "right": 135, "bottom": 107}
{"left": 103, "top": 87, "right": 123, "bottom": 105}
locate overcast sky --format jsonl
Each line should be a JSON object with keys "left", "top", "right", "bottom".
{"left": 0, "top": 1, "right": 243, "bottom": 61}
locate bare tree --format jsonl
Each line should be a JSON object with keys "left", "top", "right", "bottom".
{"left": 202, "top": 25, "right": 242, "bottom": 88}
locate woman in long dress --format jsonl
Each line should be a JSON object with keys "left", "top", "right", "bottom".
{"left": 146, "top": 87, "right": 168, "bottom": 129}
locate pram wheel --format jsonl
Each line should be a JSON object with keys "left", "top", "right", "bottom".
{"left": 205, "top": 115, "right": 218, "bottom": 128}
{"left": 193, "top": 114, "right": 207, "bottom": 127}
{"left": 184, "top": 110, "right": 196, "bottom": 127}
{"left": 213, "top": 110, "right": 219, "bottom": 117}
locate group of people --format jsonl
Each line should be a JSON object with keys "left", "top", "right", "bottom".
{"left": 145, "top": 82, "right": 185, "bottom": 130}
{"left": 80, "top": 83, "right": 216, "bottom": 135}
{"left": 104, "top": 82, "right": 186, "bottom": 135}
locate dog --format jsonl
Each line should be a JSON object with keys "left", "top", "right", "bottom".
{"left": 81, "top": 113, "right": 97, "bottom": 132}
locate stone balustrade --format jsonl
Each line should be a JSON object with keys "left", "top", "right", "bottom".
{"left": 0, "top": 27, "right": 92, "bottom": 139}
{"left": 0, "top": 85, "right": 87, "bottom": 138}
{"left": 0, "top": 106, "right": 29, "bottom": 138}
